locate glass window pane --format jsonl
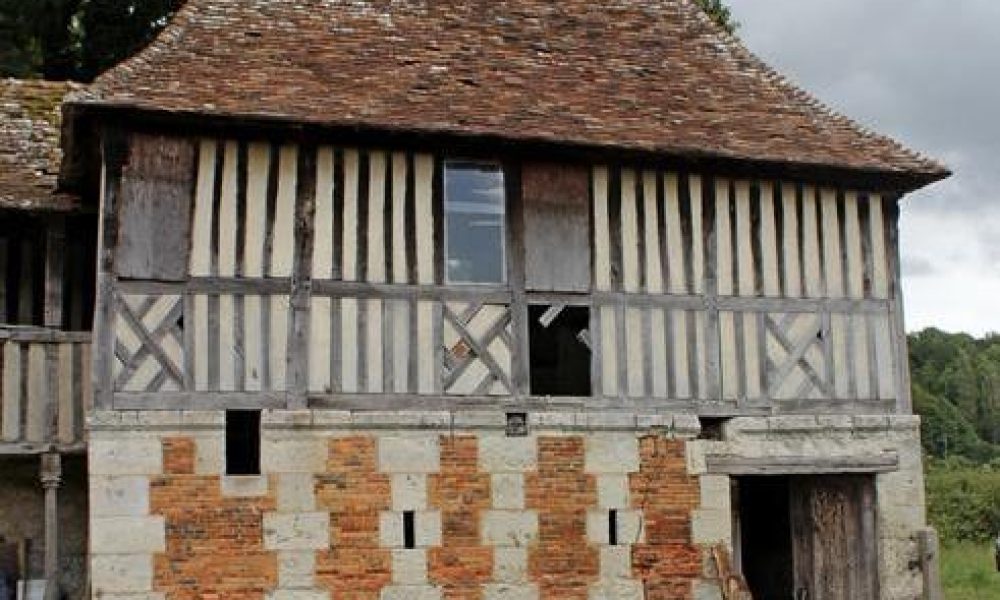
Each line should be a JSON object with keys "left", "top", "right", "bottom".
{"left": 445, "top": 162, "right": 506, "bottom": 284}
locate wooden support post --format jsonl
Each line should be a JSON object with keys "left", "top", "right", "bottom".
{"left": 918, "top": 528, "right": 943, "bottom": 600}
{"left": 93, "top": 128, "right": 127, "bottom": 409}
{"left": 40, "top": 452, "right": 61, "bottom": 600}
{"left": 43, "top": 216, "right": 66, "bottom": 329}
{"left": 886, "top": 197, "right": 913, "bottom": 413}
{"left": 288, "top": 145, "right": 316, "bottom": 408}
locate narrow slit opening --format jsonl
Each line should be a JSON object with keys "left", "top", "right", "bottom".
{"left": 403, "top": 511, "right": 416, "bottom": 549}
{"left": 609, "top": 509, "right": 619, "bottom": 546}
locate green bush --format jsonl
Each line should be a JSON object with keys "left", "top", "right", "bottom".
{"left": 926, "top": 460, "right": 1000, "bottom": 543}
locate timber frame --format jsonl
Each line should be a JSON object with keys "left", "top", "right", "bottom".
{"left": 90, "top": 123, "right": 914, "bottom": 418}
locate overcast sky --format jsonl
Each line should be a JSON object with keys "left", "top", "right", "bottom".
{"left": 727, "top": 0, "right": 1000, "bottom": 336}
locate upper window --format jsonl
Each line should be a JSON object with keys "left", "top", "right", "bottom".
{"left": 444, "top": 162, "right": 506, "bottom": 284}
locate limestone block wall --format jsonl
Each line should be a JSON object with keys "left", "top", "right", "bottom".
{"left": 687, "top": 415, "right": 929, "bottom": 600}
{"left": 88, "top": 411, "right": 715, "bottom": 600}
{"left": 88, "top": 411, "right": 930, "bottom": 600}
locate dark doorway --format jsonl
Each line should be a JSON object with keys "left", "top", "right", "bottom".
{"left": 737, "top": 475, "right": 878, "bottom": 600}
{"left": 528, "top": 304, "right": 591, "bottom": 396}
{"left": 738, "top": 477, "right": 794, "bottom": 599}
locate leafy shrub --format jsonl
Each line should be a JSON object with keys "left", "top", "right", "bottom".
{"left": 926, "top": 460, "right": 1000, "bottom": 543}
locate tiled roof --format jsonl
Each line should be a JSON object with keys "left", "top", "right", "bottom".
{"left": 75, "top": 0, "right": 948, "bottom": 185}
{"left": 1, "top": 78, "right": 81, "bottom": 211}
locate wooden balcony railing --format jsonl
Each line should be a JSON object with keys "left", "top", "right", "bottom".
{"left": 0, "top": 327, "right": 91, "bottom": 453}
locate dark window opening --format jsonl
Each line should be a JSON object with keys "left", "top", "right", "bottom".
{"left": 738, "top": 477, "right": 793, "bottom": 599}
{"left": 225, "top": 410, "right": 261, "bottom": 476}
{"left": 403, "top": 511, "right": 416, "bottom": 549}
{"left": 528, "top": 305, "right": 591, "bottom": 396}
{"left": 608, "top": 509, "right": 619, "bottom": 546}
{"left": 698, "top": 417, "right": 728, "bottom": 441}
{"left": 505, "top": 412, "right": 528, "bottom": 437}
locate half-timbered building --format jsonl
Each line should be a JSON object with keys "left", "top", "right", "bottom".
{"left": 0, "top": 78, "right": 94, "bottom": 600}
{"left": 58, "top": 1, "right": 950, "bottom": 598}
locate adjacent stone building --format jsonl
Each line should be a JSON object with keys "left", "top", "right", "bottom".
{"left": 17, "top": 0, "right": 953, "bottom": 598}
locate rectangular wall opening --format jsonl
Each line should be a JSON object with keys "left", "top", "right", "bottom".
{"left": 528, "top": 304, "right": 591, "bottom": 396}
{"left": 225, "top": 410, "right": 261, "bottom": 476}
{"left": 737, "top": 476, "right": 794, "bottom": 599}
{"left": 403, "top": 511, "right": 416, "bottom": 549}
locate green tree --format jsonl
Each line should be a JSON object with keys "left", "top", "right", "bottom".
{"left": 694, "top": 0, "right": 739, "bottom": 35}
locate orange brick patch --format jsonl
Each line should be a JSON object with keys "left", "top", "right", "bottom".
{"left": 629, "top": 436, "right": 702, "bottom": 599}
{"left": 315, "top": 436, "right": 392, "bottom": 599}
{"left": 151, "top": 437, "right": 278, "bottom": 599}
{"left": 429, "top": 435, "right": 492, "bottom": 600}
{"left": 526, "top": 436, "right": 599, "bottom": 600}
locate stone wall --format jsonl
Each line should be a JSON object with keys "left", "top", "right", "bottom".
{"left": 0, "top": 454, "right": 88, "bottom": 599}
{"left": 87, "top": 411, "right": 930, "bottom": 600}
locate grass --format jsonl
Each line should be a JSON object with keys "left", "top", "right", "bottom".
{"left": 942, "top": 543, "right": 1000, "bottom": 599}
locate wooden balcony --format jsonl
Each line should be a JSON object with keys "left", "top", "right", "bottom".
{"left": 0, "top": 327, "right": 91, "bottom": 454}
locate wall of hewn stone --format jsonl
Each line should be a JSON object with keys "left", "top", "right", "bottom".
{"left": 87, "top": 411, "right": 930, "bottom": 600}
{"left": 0, "top": 454, "right": 88, "bottom": 598}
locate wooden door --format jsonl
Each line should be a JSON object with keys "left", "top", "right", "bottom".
{"left": 790, "top": 476, "right": 878, "bottom": 600}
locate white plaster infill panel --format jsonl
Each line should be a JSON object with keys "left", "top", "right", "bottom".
{"left": 392, "top": 549, "right": 429, "bottom": 585}
{"left": 91, "top": 516, "right": 166, "bottom": 554}
{"left": 266, "top": 591, "right": 331, "bottom": 600}
{"left": 278, "top": 550, "right": 317, "bottom": 588}
{"left": 261, "top": 438, "right": 327, "bottom": 473}
{"left": 392, "top": 474, "right": 429, "bottom": 511}
{"left": 588, "top": 580, "right": 643, "bottom": 600}
{"left": 493, "top": 548, "right": 528, "bottom": 583}
{"left": 491, "top": 474, "right": 526, "bottom": 510}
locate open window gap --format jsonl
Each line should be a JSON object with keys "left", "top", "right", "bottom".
{"left": 403, "top": 511, "right": 416, "bottom": 549}
{"left": 225, "top": 410, "right": 261, "bottom": 476}
{"left": 528, "top": 304, "right": 592, "bottom": 397}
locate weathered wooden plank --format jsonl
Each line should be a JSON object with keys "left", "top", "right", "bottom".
{"left": 649, "top": 307, "right": 668, "bottom": 399}
{"left": 312, "top": 146, "right": 336, "bottom": 280}
{"left": 414, "top": 154, "right": 435, "bottom": 285}
{"left": 719, "top": 311, "right": 738, "bottom": 400}
{"left": 218, "top": 294, "right": 235, "bottom": 390}
{"left": 843, "top": 191, "right": 865, "bottom": 300}
{"left": 872, "top": 312, "right": 895, "bottom": 400}
{"left": 705, "top": 454, "right": 899, "bottom": 475}
{"left": 416, "top": 300, "right": 435, "bottom": 394}
{"left": 759, "top": 182, "right": 781, "bottom": 297}
{"left": 620, "top": 169, "right": 640, "bottom": 293}
{"left": 2, "top": 342, "right": 21, "bottom": 441}
{"left": 643, "top": 171, "right": 663, "bottom": 295}
{"left": 25, "top": 343, "right": 46, "bottom": 442}
{"left": 367, "top": 151, "right": 388, "bottom": 283}
{"left": 57, "top": 343, "right": 74, "bottom": 444}
{"left": 831, "top": 313, "right": 851, "bottom": 399}
{"left": 599, "top": 305, "right": 619, "bottom": 397}
{"left": 781, "top": 182, "right": 802, "bottom": 298}
{"left": 270, "top": 294, "right": 290, "bottom": 390}
{"left": 194, "top": 294, "right": 209, "bottom": 389}
{"left": 523, "top": 162, "right": 592, "bottom": 292}
{"left": 715, "top": 179, "right": 733, "bottom": 296}
{"left": 802, "top": 186, "right": 823, "bottom": 298}
{"left": 625, "top": 307, "right": 644, "bottom": 397}
{"left": 190, "top": 139, "right": 217, "bottom": 276}
{"left": 869, "top": 194, "right": 889, "bottom": 299}
{"left": 821, "top": 188, "right": 844, "bottom": 298}
{"left": 309, "top": 296, "right": 332, "bottom": 393}
{"left": 117, "top": 134, "right": 195, "bottom": 281}
{"left": 735, "top": 180, "right": 755, "bottom": 298}
{"left": 392, "top": 152, "right": 409, "bottom": 285}
{"left": 270, "top": 145, "right": 298, "bottom": 278}
{"left": 17, "top": 238, "right": 33, "bottom": 324}
{"left": 245, "top": 142, "right": 271, "bottom": 278}
{"left": 217, "top": 141, "right": 239, "bottom": 277}
{"left": 366, "top": 299, "right": 384, "bottom": 393}
{"left": 341, "top": 297, "right": 359, "bottom": 392}
{"left": 664, "top": 172, "right": 687, "bottom": 295}
{"left": 44, "top": 217, "right": 65, "bottom": 328}
{"left": 0, "top": 238, "right": 7, "bottom": 323}
{"left": 392, "top": 300, "right": 410, "bottom": 393}
{"left": 593, "top": 166, "right": 612, "bottom": 292}
{"left": 240, "top": 295, "right": 261, "bottom": 391}
{"left": 690, "top": 175, "right": 705, "bottom": 294}
{"left": 80, "top": 342, "right": 93, "bottom": 411}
